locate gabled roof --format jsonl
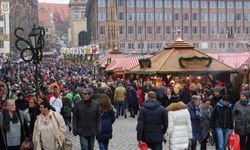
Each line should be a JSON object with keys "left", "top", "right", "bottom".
{"left": 129, "top": 38, "right": 235, "bottom": 74}
{"left": 98, "top": 49, "right": 125, "bottom": 67}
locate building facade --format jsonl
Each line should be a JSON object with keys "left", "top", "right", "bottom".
{"left": 86, "top": 0, "right": 250, "bottom": 53}
{"left": 68, "top": 0, "right": 89, "bottom": 47}
{"left": 0, "top": 1, "right": 10, "bottom": 54}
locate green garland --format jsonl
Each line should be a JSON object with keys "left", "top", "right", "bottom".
{"left": 178, "top": 56, "right": 212, "bottom": 68}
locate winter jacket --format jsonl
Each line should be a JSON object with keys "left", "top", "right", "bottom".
{"left": 233, "top": 100, "right": 250, "bottom": 135}
{"left": 136, "top": 99, "right": 168, "bottom": 143}
{"left": 127, "top": 89, "right": 138, "bottom": 106}
{"left": 166, "top": 101, "right": 192, "bottom": 150}
{"left": 15, "top": 99, "right": 28, "bottom": 111}
{"left": 179, "top": 87, "right": 190, "bottom": 104}
{"left": 96, "top": 109, "right": 116, "bottom": 141}
{"left": 114, "top": 86, "right": 126, "bottom": 101}
{"left": 187, "top": 101, "right": 202, "bottom": 141}
{"left": 61, "top": 98, "right": 72, "bottom": 117}
{"left": 199, "top": 103, "right": 213, "bottom": 142}
{"left": 73, "top": 99, "right": 101, "bottom": 136}
{"left": 210, "top": 100, "right": 233, "bottom": 129}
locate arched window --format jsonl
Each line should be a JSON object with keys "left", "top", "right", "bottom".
{"left": 78, "top": 31, "right": 88, "bottom": 46}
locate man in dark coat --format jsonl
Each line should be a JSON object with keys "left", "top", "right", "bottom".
{"left": 179, "top": 83, "right": 191, "bottom": 104}
{"left": 15, "top": 92, "right": 28, "bottom": 111}
{"left": 73, "top": 88, "right": 101, "bottom": 150}
{"left": 136, "top": 91, "right": 168, "bottom": 150}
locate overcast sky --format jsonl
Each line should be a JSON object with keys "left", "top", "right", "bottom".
{"left": 38, "top": 0, "right": 69, "bottom": 4}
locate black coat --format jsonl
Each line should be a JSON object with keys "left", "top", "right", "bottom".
{"left": 210, "top": 100, "right": 233, "bottom": 129}
{"left": 136, "top": 99, "right": 168, "bottom": 143}
{"left": 15, "top": 99, "right": 28, "bottom": 111}
{"left": 96, "top": 109, "right": 116, "bottom": 141}
{"left": 73, "top": 99, "right": 101, "bottom": 136}
{"left": 28, "top": 107, "right": 40, "bottom": 137}
{"left": 179, "top": 87, "right": 190, "bottom": 104}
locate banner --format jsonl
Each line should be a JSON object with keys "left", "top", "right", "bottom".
{"left": 62, "top": 44, "right": 99, "bottom": 55}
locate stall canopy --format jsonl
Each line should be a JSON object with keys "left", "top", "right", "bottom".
{"left": 129, "top": 38, "right": 236, "bottom": 74}
{"left": 98, "top": 48, "right": 125, "bottom": 67}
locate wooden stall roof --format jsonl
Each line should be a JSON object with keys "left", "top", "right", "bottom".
{"left": 98, "top": 48, "right": 125, "bottom": 67}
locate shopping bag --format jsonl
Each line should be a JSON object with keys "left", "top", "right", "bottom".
{"left": 138, "top": 142, "right": 148, "bottom": 150}
{"left": 228, "top": 130, "right": 240, "bottom": 150}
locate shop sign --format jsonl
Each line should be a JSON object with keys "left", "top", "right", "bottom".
{"left": 178, "top": 56, "right": 212, "bottom": 68}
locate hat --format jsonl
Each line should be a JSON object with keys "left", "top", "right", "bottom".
{"left": 82, "top": 88, "right": 93, "bottom": 95}
{"left": 241, "top": 91, "right": 249, "bottom": 99}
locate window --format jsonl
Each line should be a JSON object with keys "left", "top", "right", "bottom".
{"left": 119, "top": 26, "right": 125, "bottom": 34}
{"left": 137, "top": 13, "right": 144, "bottom": 21}
{"left": 174, "top": 13, "right": 180, "bottom": 20}
{"left": 236, "top": 26, "right": 241, "bottom": 34}
{"left": 128, "top": 0, "right": 134, "bottom": 7}
{"left": 246, "top": 27, "right": 250, "bottom": 34}
{"left": 81, "top": 11, "right": 85, "bottom": 19}
{"left": 210, "top": 26, "right": 217, "bottom": 34}
{"left": 165, "top": 0, "right": 172, "bottom": 8}
{"left": 117, "top": 0, "right": 125, "bottom": 6}
{"left": 156, "top": 13, "right": 163, "bottom": 21}
{"left": 174, "top": 0, "right": 180, "bottom": 8}
{"left": 218, "top": 1, "right": 225, "bottom": 8}
{"left": 236, "top": 14, "right": 241, "bottom": 20}
{"left": 175, "top": 26, "right": 181, "bottom": 33}
{"left": 193, "top": 43, "right": 199, "bottom": 48}
{"left": 245, "top": 2, "right": 250, "bottom": 9}
{"left": 147, "top": 26, "right": 153, "bottom": 34}
{"left": 192, "top": 26, "right": 199, "bottom": 34}
{"left": 219, "top": 42, "right": 225, "bottom": 48}
{"left": 165, "top": 26, "right": 171, "bottom": 34}
{"left": 184, "top": 13, "right": 189, "bottom": 20}
{"left": 98, "top": 0, "right": 105, "bottom": 7}
{"left": 192, "top": 13, "right": 198, "bottom": 20}
{"left": 138, "top": 26, "right": 143, "bottom": 34}
{"left": 146, "top": 13, "right": 153, "bottom": 21}
{"left": 128, "top": 43, "right": 135, "bottom": 49}
{"left": 245, "top": 14, "right": 250, "bottom": 21}
{"left": 201, "top": 42, "right": 208, "bottom": 49}
{"left": 156, "top": 26, "right": 162, "bottom": 34}
{"left": 183, "top": 0, "right": 190, "bottom": 8}
{"left": 75, "top": 11, "right": 79, "bottom": 19}
{"left": 156, "top": 0, "right": 163, "bottom": 8}
{"left": 118, "top": 12, "right": 125, "bottom": 20}
{"left": 137, "top": 0, "right": 144, "bottom": 7}
{"left": 0, "top": 27, "right": 3, "bottom": 34}
{"left": 120, "top": 43, "right": 125, "bottom": 49}
{"left": 156, "top": 43, "right": 162, "bottom": 49}
{"left": 201, "top": 13, "right": 208, "bottom": 21}
{"left": 99, "top": 26, "right": 105, "bottom": 34}
{"left": 227, "top": 1, "right": 234, "bottom": 8}
{"left": 184, "top": 26, "right": 189, "bottom": 34}
{"left": 210, "top": 13, "right": 217, "bottom": 21}
{"left": 0, "top": 15, "right": 3, "bottom": 21}
{"left": 165, "top": 13, "right": 172, "bottom": 21}
{"left": 192, "top": 0, "right": 199, "bottom": 8}
{"left": 218, "top": 13, "right": 225, "bottom": 21}
{"left": 201, "top": 1, "right": 207, "bottom": 8}
{"left": 0, "top": 41, "right": 4, "bottom": 48}
{"left": 138, "top": 43, "right": 144, "bottom": 49}
{"left": 128, "top": 26, "right": 134, "bottom": 34}
{"left": 201, "top": 26, "right": 207, "bottom": 34}
{"left": 98, "top": 12, "right": 106, "bottom": 21}
{"left": 227, "top": 13, "right": 234, "bottom": 22}
{"left": 236, "top": 2, "right": 242, "bottom": 8}
{"left": 146, "top": 0, "right": 153, "bottom": 7}
{"left": 128, "top": 13, "right": 135, "bottom": 21}
{"left": 228, "top": 42, "right": 234, "bottom": 49}
{"left": 211, "top": 43, "right": 217, "bottom": 49}
{"left": 219, "top": 26, "right": 225, "bottom": 34}
{"left": 210, "top": 1, "right": 216, "bottom": 8}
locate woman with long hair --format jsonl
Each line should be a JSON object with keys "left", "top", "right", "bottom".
{"left": 96, "top": 94, "right": 116, "bottom": 150}
{"left": 33, "top": 101, "right": 66, "bottom": 150}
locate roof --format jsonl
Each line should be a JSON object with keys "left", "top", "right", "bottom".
{"left": 38, "top": 3, "right": 69, "bottom": 22}
{"left": 129, "top": 38, "right": 235, "bottom": 74}
{"left": 98, "top": 49, "right": 125, "bottom": 67}
{"left": 38, "top": 11, "right": 52, "bottom": 27}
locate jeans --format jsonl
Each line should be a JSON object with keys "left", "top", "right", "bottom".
{"left": 147, "top": 142, "right": 162, "bottom": 150}
{"left": 98, "top": 140, "right": 109, "bottom": 150}
{"left": 116, "top": 101, "right": 127, "bottom": 117}
{"left": 239, "top": 135, "right": 250, "bottom": 150}
{"left": 215, "top": 128, "right": 230, "bottom": 150}
{"left": 79, "top": 135, "right": 95, "bottom": 150}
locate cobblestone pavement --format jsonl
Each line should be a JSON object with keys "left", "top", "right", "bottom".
{"left": 67, "top": 117, "right": 215, "bottom": 150}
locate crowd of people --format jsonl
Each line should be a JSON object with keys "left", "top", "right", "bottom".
{"left": 0, "top": 60, "right": 249, "bottom": 150}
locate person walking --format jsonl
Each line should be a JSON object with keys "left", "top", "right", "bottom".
{"left": 210, "top": 95, "right": 233, "bottom": 150}
{"left": 15, "top": 92, "right": 28, "bottom": 111}
{"left": 187, "top": 95, "right": 202, "bottom": 150}
{"left": 73, "top": 88, "right": 101, "bottom": 150}
{"left": 233, "top": 91, "right": 250, "bottom": 150}
{"left": 114, "top": 83, "right": 127, "bottom": 118}
{"left": 61, "top": 96, "right": 72, "bottom": 131}
{"left": 96, "top": 94, "right": 116, "bottom": 150}
{"left": 33, "top": 101, "right": 67, "bottom": 150}
{"left": 200, "top": 98, "right": 213, "bottom": 150}
{"left": 166, "top": 97, "right": 192, "bottom": 150}
{"left": 49, "top": 89, "right": 63, "bottom": 112}
{"left": 136, "top": 91, "right": 168, "bottom": 150}
{"left": 127, "top": 86, "right": 138, "bottom": 118}
{"left": 0, "top": 99, "right": 30, "bottom": 150}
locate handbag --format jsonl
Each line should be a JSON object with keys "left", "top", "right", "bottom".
{"left": 20, "top": 137, "right": 33, "bottom": 150}
{"left": 228, "top": 130, "right": 240, "bottom": 150}
{"left": 53, "top": 113, "right": 72, "bottom": 150}
{"left": 138, "top": 142, "right": 148, "bottom": 150}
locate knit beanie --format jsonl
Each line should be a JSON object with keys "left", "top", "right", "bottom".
{"left": 241, "top": 91, "right": 249, "bottom": 99}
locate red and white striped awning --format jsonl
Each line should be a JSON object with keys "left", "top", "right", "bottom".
{"left": 106, "top": 55, "right": 151, "bottom": 71}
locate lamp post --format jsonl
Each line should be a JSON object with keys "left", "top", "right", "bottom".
{"left": 14, "top": 24, "right": 45, "bottom": 96}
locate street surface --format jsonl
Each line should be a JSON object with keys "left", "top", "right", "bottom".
{"left": 67, "top": 117, "right": 215, "bottom": 150}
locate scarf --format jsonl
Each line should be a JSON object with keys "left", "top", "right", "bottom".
{"left": 240, "top": 99, "right": 249, "bottom": 106}
{"left": 2, "top": 110, "right": 19, "bottom": 131}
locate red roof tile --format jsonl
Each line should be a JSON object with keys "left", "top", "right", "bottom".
{"left": 38, "top": 11, "right": 51, "bottom": 27}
